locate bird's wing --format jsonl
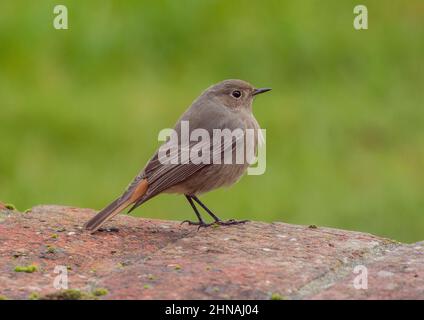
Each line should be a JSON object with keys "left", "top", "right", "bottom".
{"left": 127, "top": 105, "right": 246, "bottom": 212}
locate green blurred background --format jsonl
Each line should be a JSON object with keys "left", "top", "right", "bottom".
{"left": 1, "top": 1, "right": 423, "bottom": 242}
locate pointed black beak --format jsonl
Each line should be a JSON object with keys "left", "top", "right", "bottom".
{"left": 252, "top": 88, "right": 272, "bottom": 96}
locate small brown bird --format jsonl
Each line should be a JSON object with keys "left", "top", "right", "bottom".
{"left": 84, "top": 79, "right": 271, "bottom": 232}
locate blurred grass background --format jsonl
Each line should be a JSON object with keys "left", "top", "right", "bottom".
{"left": 0, "top": 1, "right": 423, "bottom": 242}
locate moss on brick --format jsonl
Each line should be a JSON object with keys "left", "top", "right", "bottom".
{"left": 92, "top": 288, "right": 109, "bottom": 297}
{"left": 46, "top": 246, "right": 57, "bottom": 254}
{"left": 29, "top": 292, "right": 40, "bottom": 300}
{"left": 5, "top": 203, "right": 16, "bottom": 211}
{"left": 41, "top": 289, "right": 92, "bottom": 300}
{"left": 14, "top": 264, "right": 38, "bottom": 273}
{"left": 270, "top": 292, "right": 285, "bottom": 300}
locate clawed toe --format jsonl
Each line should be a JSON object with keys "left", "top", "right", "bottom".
{"left": 216, "top": 219, "right": 249, "bottom": 226}
{"left": 181, "top": 219, "right": 249, "bottom": 229}
{"left": 181, "top": 220, "right": 211, "bottom": 228}
{"left": 181, "top": 220, "right": 203, "bottom": 225}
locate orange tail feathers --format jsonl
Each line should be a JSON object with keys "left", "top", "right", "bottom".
{"left": 84, "top": 179, "right": 148, "bottom": 232}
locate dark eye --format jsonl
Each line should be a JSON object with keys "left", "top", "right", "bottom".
{"left": 231, "top": 90, "right": 242, "bottom": 98}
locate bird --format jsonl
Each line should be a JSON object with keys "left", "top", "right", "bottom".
{"left": 84, "top": 79, "right": 271, "bottom": 232}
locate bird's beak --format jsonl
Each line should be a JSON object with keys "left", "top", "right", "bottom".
{"left": 252, "top": 88, "right": 272, "bottom": 96}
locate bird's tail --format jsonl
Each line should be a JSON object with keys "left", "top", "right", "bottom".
{"left": 84, "top": 197, "right": 132, "bottom": 232}
{"left": 84, "top": 179, "right": 148, "bottom": 232}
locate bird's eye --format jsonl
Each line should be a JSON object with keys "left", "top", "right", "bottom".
{"left": 231, "top": 90, "right": 242, "bottom": 98}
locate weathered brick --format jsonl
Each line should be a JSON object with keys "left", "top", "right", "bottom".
{"left": 0, "top": 205, "right": 422, "bottom": 299}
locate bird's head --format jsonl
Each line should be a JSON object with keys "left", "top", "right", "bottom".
{"left": 204, "top": 79, "right": 271, "bottom": 111}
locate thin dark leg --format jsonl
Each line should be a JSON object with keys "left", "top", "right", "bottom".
{"left": 190, "top": 196, "right": 221, "bottom": 222}
{"left": 182, "top": 195, "right": 206, "bottom": 225}
{"left": 191, "top": 195, "right": 249, "bottom": 226}
{"left": 181, "top": 195, "right": 216, "bottom": 229}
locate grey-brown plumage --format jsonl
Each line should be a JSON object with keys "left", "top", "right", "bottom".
{"left": 84, "top": 79, "right": 271, "bottom": 232}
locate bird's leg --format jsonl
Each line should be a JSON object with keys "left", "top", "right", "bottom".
{"left": 191, "top": 195, "right": 249, "bottom": 226}
{"left": 181, "top": 195, "right": 213, "bottom": 229}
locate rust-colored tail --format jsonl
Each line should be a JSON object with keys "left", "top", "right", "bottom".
{"left": 84, "top": 179, "right": 148, "bottom": 232}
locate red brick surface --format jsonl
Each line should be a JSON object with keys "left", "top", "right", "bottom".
{"left": 0, "top": 205, "right": 422, "bottom": 299}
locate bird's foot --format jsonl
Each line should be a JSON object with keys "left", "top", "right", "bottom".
{"left": 181, "top": 219, "right": 249, "bottom": 230}
{"left": 214, "top": 219, "right": 249, "bottom": 226}
{"left": 181, "top": 220, "right": 214, "bottom": 230}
